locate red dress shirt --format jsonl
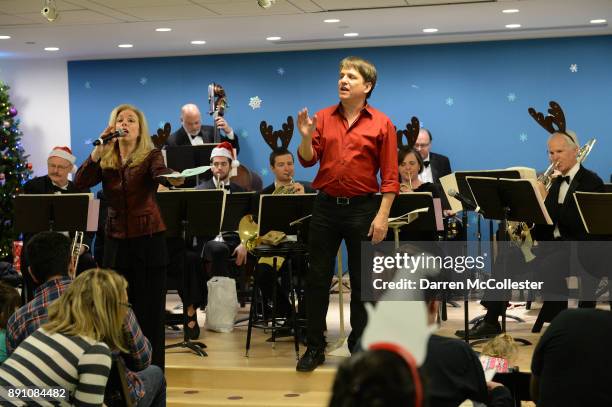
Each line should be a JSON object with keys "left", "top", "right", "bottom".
{"left": 298, "top": 103, "right": 399, "bottom": 197}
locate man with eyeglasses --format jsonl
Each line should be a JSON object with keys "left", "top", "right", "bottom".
{"left": 415, "top": 128, "right": 452, "bottom": 184}
{"left": 21, "top": 147, "right": 97, "bottom": 301}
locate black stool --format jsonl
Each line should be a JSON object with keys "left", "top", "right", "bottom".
{"left": 245, "top": 242, "right": 307, "bottom": 360}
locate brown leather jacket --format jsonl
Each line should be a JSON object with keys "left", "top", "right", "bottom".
{"left": 75, "top": 149, "right": 172, "bottom": 239}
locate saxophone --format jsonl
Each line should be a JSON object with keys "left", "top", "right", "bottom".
{"left": 507, "top": 138, "right": 596, "bottom": 262}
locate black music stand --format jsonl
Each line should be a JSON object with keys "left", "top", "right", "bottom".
{"left": 157, "top": 189, "right": 226, "bottom": 357}
{"left": 574, "top": 192, "right": 612, "bottom": 235}
{"left": 165, "top": 144, "right": 216, "bottom": 187}
{"left": 454, "top": 171, "right": 525, "bottom": 337}
{"left": 222, "top": 192, "right": 256, "bottom": 232}
{"left": 14, "top": 193, "right": 99, "bottom": 233}
{"left": 467, "top": 176, "right": 552, "bottom": 346}
{"left": 575, "top": 192, "right": 612, "bottom": 304}
{"left": 245, "top": 194, "right": 315, "bottom": 359}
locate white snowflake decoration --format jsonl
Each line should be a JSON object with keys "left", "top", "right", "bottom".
{"left": 260, "top": 168, "right": 268, "bottom": 176}
{"left": 139, "top": 77, "right": 148, "bottom": 85}
{"left": 158, "top": 121, "right": 165, "bottom": 129}
{"left": 238, "top": 129, "right": 248, "bottom": 138}
{"left": 249, "top": 96, "right": 262, "bottom": 110}
{"left": 277, "top": 67, "right": 285, "bottom": 75}
{"left": 569, "top": 64, "right": 578, "bottom": 73}
{"left": 519, "top": 133, "right": 528, "bottom": 142}
{"left": 445, "top": 97, "right": 454, "bottom": 106}
{"left": 84, "top": 81, "right": 92, "bottom": 89}
{"left": 84, "top": 138, "right": 93, "bottom": 145}
{"left": 411, "top": 84, "right": 419, "bottom": 89}
{"left": 507, "top": 93, "right": 516, "bottom": 102}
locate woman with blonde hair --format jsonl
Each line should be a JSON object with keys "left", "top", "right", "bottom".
{"left": 75, "top": 104, "right": 183, "bottom": 369}
{"left": 0, "top": 269, "right": 129, "bottom": 406}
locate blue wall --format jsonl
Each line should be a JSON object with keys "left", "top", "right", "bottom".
{"left": 68, "top": 35, "right": 612, "bottom": 186}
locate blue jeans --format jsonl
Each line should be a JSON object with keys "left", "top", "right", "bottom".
{"left": 136, "top": 365, "right": 166, "bottom": 407}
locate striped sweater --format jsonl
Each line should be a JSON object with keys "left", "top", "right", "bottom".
{"left": 0, "top": 328, "right": 111, "bottom": 406}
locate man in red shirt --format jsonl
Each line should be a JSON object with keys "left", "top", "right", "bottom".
{"left": 296, "top": 56, "right": 399, "bottom": 371}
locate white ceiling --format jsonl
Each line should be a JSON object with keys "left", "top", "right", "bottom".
{"left": 0, "top": 0, "right": 610, "bottom": 60}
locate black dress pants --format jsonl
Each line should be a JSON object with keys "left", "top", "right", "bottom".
{"left": 305, "top": 193, "right": 378, "bottom": 352}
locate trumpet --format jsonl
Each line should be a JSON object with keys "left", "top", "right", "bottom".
{"left": 507, "top": 138, "right": 596, "bottom": 262}
{"left": 69, "top": 231, "right": 84, "bottom": 278}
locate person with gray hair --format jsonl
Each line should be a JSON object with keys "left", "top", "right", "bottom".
{"left": 166, "top": 103, "right": 240, "bottom": 153}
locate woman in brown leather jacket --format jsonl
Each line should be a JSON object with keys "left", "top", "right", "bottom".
{"left": 75, "top": 104, "right": 182, "bottom": 370}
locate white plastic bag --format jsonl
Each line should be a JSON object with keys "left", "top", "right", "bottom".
{"left": 205, "top": 276, "right": 239, "bottom": 333}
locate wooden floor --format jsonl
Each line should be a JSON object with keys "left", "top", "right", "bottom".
{"left": 164, "top": 291, "right": 561, "bottom": 406}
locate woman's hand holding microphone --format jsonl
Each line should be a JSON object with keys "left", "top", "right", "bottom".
{"left": 91, "top": 125, "right": 121, "bottom": 162}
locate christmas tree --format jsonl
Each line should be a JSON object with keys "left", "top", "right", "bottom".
{"left": 0, "top": 81, "right": 32, "bottom": 260}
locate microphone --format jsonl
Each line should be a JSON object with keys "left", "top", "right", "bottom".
{"left": 448, "top": 188, "right": 485, "bottom": 215}
{"left": 93, "top": 129, "right": 125, "bottom": 146}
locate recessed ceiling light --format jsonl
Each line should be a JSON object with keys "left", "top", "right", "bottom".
{"left": 590, "top": 19, "right": 607, "bottom": 24}
{"left": 118, "top": 44, "right": 133, "bottom": 48}
{"left": 0, "top": 35, "right": 11, "bottom": 40}
{"left": 324, "top": 19, "right": 340, "bottom": 23}
{"left": 344, "top": 32, "right": 359, "bottom": 37}
{"left": 502, "top": 9, "right": 519, "bottom": 14}
{"left": 44, "top": 47, "right": 59, "bottom": 51}
{"left": 422, "top": 28, "right": 439, "bottom": 33}
{"left": 155, "top": 28, "right": 172, "bottom": 32}
{"left": 191, "top": 40, "right": 206, "bottom": 45}
{"left": 266, "top": 36, "right": 282, "bottom": 41}
{"left": 505, "top": 24, "right": 522, "bottom": 29}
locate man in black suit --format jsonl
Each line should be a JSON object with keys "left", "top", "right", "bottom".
{"left": 197, "top": 142, "right": 247, "bottom": 277}
{"left": 254, "top": 148, "right": 315, "bottom": 322}
{"left": 21, "top": 146, "right": 97, "bottom": 300}
{"left": 459, "top": 131, "right": 604, "bottom": 338}
{"left": 166, "top": 103, "right": 240, "bottom": 154}
{"left": 415, "top": 128, "right": 452, "bottom": 184}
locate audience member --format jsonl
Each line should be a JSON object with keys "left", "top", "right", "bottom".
{"left": 6, "top": 232, "right": 165, "bottom": 406}
{"left": 531, "top": 309, "right": 612, "bottom": 406}
{"left": 0, "top": 269, "right": 126, "bottom": 405}
{"left": 0, "top": 282, "right": 20, "bottom": 363}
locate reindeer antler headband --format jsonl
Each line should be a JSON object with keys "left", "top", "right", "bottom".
{"left": 528, "top": 101, "right": 568, "bottom": 135}
{"left": 397, "top": 116, "right": 420, "bottom": 149}
{"left": 260, "top": 116, "right": 294, "bottom": 151}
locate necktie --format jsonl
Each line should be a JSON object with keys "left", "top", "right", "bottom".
{"left": 561, "top": 175, "right": 570, "bottom": 184}
{"left": 423, "top": 161, "right": 430, "bottom": 168}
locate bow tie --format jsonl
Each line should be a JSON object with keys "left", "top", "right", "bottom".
{"left": 560, "top": 175, "right": 571, "bottom": 185}
{"left": 423, "top": 161, "right": 430, "bottom": 168}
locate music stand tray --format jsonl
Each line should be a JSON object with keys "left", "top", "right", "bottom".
{"left": 258, "top": 193, "right": 316, "bottom": 236}
{"left": 222, "top": 192, "right": 255, "bottom": 232}
{"left": 574, "top": 192, "right": 612, "bottom": 235}
{"left": 14, "top": 193, "right": 99, "bottom": 233}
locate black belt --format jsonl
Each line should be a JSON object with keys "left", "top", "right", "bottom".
{"left": 319, "top": 191, "right": 374, "bottom": 206}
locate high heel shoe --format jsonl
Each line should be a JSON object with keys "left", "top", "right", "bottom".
{"left": 184, "top": 311, "right": 200, "bottom": 340}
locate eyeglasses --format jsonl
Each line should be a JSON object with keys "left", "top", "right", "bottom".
{"left": 120, "top": 302, "right": 132, "bottom": 308}
{"left": 47, "top": 163, "right": 71, "bottom": 171}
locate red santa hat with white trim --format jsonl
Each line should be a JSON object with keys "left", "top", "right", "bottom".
{"left": 210, "top": 141, "right": 239, "bottom": 168}
{"left": 48, "top": 146, "right": 77, "bottom": 172}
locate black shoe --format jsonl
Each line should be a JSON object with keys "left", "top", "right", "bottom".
{"left": 455, "top": 320, "right": 501, "bottom": 339}
{"left": 185, "top": 312, "right": 200, "bottom": 340}
{"left": 296, "top": 347, "right": 325, "bottom": 372}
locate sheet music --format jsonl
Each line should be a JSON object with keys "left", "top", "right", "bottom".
{"left": 159, "top": 165, "right": 211, "bottom": 178}
{"left": 466, "top": 176, "right": 553, "bottom": 225}
{"left": 440, "top": 173, "right": 462, "bottom": 213}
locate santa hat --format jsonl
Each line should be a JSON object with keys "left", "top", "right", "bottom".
{"left": 210, "top": 141, "right": 239, "bottom": 168}
{"left": 48, "top": 146, "right": 77, "bottom": 172}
